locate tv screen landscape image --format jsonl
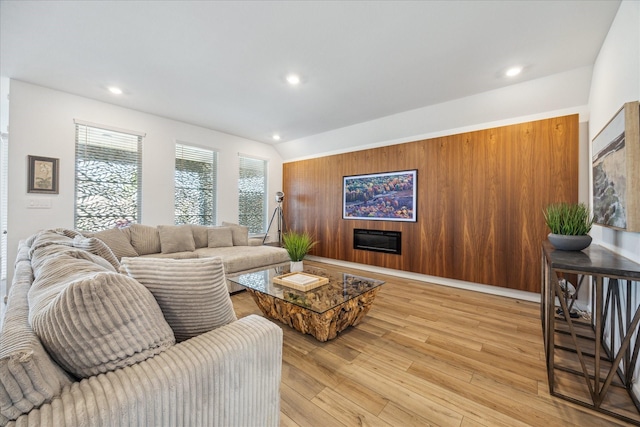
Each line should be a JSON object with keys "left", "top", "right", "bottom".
{"left": 343, "top": 170, "right": 417, "bottom": 222}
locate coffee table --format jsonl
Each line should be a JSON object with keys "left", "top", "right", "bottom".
{"left": 228, "top": 265, "right": 385, "bottom": 341}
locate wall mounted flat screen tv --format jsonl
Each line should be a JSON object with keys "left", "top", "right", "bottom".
{"left": 343, "top": 170, "right": 417, "bottom": 222}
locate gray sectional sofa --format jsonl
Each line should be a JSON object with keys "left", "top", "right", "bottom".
{"left": 0, "top": 227, "right": 284, "bottom": 426}
{"left": 87, "top": 222, "right": 290, "bottom": 292}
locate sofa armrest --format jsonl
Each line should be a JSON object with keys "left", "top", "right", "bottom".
{"left": 10, "top": 315, "right": 282, "bottom": 427}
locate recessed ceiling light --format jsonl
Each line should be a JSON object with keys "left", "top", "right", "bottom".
{"left": 108, "top": 86, "right": 123, "bottom": 95}
{"left": 272, "top": 134, "right": 281, "bottom": 141}
{"left": 286, "top": 74, "right": 301, "bottom": 85}
{"left": 505, "top": 66, "right": 523, "bottom": 77}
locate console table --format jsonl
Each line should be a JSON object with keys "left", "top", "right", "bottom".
{"left": 541, "top": 241, "right": 640, "bottom": 425}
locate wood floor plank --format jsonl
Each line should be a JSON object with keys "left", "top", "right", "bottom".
{"left": 332, "top": 377, "right": 389, "bottom": 416}
{"left": 280, "top": 360, "right": 326, "bottom": 400}
{"left": 378, "top": 400, "right": 457, "bottom": 427}
{"left": 311, "top": 387, "right": 393, "bottom": 427}
{"left": 280, "top": 382, "right": 345, "bottom": 427}
{"left": 344, "top": 361, "right": 466, "bottom": 426}
{"left": 352, "top": 350, "right": 534, "bottom": 427}
{"left": 231, "top": 260, "right": 635, "bottom": 426}
{"left": 460, "top": 416, "right": 490, "bottom": 427}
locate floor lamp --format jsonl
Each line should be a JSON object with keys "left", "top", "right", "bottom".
{"left": 263, "top": 191, "right": 286, "bottom": 245}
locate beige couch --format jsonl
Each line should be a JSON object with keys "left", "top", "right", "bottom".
{"left": 88, "top": 223, "right": 290, "bottom": 292}
{"left": 0, "top": 229, "right": 283, "bottom": 426}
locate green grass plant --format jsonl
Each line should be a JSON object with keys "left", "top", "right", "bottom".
{"left": 282, "top": 231, "right": 317, "bottom": 261}
{"left": 544, "top": 202, "right": 594, "bottom": 235}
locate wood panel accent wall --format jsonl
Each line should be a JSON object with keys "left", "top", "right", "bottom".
{"left": 283, "top": 115, "right": 578, "bottom": 293}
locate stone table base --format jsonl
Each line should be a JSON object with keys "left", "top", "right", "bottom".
{"left": 247, "top": 287, "right": 381, "bottom": 342}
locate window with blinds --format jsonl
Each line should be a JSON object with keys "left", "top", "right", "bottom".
{"left": 175, "top": 143, "right": 217, "bottom": 225}
{"left": 75, "top": 123, "right": 143, "bottom": 232}
{"left": 238, "top": 155, "right": 267, "bottom": 233}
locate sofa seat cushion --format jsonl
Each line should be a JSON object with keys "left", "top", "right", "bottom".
{"left": 28, "top": 246, "right": 175, "bottom": 378}
{"left": 120, "top": 257, "right": 237, "bottom": 342}
{"left": 195, "top": 246, "right": 290, "bottom": 274}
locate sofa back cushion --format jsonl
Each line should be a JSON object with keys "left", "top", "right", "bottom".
{"left": 207, "top": 226, "right": 234, "bottom": 248}
{"left": 29, "top": 231, "right": 118, "bottom": 279}
{"left": 190, "top": 224, "right": 210, "bottom": 248}
{"left": 92, "top": 227, "right": 139, "bottom": 260}
{"left": 158, "top": 224, "right": 196, "bottom": 254}
{"left": 72, "top": 235, "right": 121, "bottom": 270}
{"left": 0, "top": 243, "right": 73, "bottom": 424}
{"left": 129, "top": 224, "right": 161, "bottom": 255}
{"left": 222, "top": 221, "right": 249, "bottom": 246}
{"left": 120, "top": 257, "right": 237, "bottom": 342}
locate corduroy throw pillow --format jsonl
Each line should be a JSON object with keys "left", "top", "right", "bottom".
{"left": 119, "top": 256, "right": 237, "bottom": 342}
{"left": 29, "top": 271, "right": 175, "bottom": 378}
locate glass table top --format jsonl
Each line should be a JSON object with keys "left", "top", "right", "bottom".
{"left": 227, "top": 265, "right": 385, "bottom": 314}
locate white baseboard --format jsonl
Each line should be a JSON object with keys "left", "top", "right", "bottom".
{"left": 306, "top": 255, "right": 540, "bottom": 303}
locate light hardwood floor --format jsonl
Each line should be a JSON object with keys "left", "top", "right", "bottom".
{"left": 231, "top": 261, "right": 634, "bottom": 426}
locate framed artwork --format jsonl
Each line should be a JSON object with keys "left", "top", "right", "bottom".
{"left": 343, "top": 170, "right": 417, "bottom": 222}
{"left": 592, "top": 101, "right": 640, "bottom": 231}
{"left": 28, "top": 155, "right": 59, "bottom": 194}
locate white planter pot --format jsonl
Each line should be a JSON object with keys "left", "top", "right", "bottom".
{"left": 290, "top": 261, "right": 304, "bottom": 272}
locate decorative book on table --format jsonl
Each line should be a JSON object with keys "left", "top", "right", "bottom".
{"left": 273, "top": 272, "right": 329, "bottom": 291}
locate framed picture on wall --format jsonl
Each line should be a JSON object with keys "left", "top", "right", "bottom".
{"left": 343, "top": 170, "right": 417, "bottom": 222}
{"left": 592, "top": 101, "right": 640, "bottom": 231}
{"left": 27, "top": 155, "right": 59, "bottom": 194}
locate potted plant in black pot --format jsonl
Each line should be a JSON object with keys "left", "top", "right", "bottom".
{"left": 282, "top": 230, "right": 317, "bottom": 272}
{"left": 544, "top": 202, "right": 594, "bottom": 251}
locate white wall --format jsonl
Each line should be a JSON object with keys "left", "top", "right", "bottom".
{"left": 588, "top": 0, "right": 640, "bottom": 263}
{"left": 0, "top": 76, "right": 8, "bottom": 135}
{"left": 6, "top": 80, "right": 283, "bottom": 286}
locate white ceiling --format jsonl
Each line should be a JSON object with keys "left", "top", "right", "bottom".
{"left": 0, "top": 0, "right": 621, "bottom": 145}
